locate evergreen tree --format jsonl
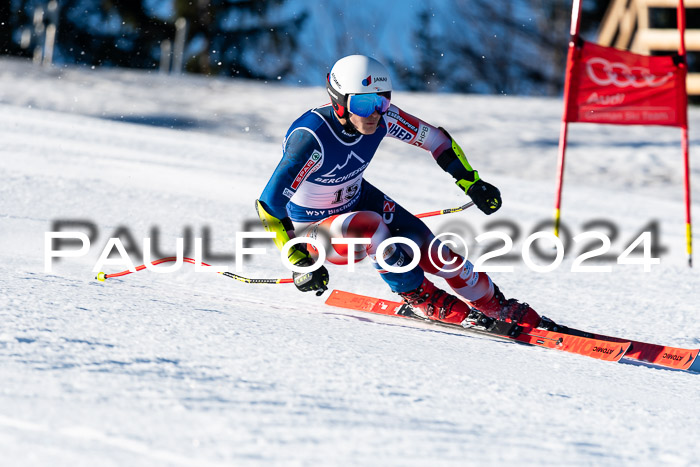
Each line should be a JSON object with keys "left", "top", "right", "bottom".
{"left": 6, "top": 0, "right": 686, "bottom": 96}
{"left": 0, "top": 1, "right": 17, "bottom": 55}
{"left": 394, "top": 9, "right": 444, "bottom": 92}
{"left": 2, "top": 0, "right": 306, "bottom": 81}
{"left": 2, "top": 0, "right": 40, "bottom": 57}
{"left": 173, "top": 0, "right": 307, "bottom": 79}
{"left": 396, "top": 0, "right": 612, "bottom": 95}
{"left": 50, "top": 0, "right": 171, "bottom": 68}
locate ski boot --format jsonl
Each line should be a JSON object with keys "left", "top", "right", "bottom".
{"left": 468, "top": 285, "right": 541, "bottom": 328}
{"left": 398, "top": 277, "right": 470, "bottom": 325}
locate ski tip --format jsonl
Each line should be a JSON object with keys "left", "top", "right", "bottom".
{"left": 96, "top": 272, "right": 106, "bottom": 282}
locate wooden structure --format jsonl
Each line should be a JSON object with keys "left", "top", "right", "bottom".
{"left": 598, "top": 0, "right": 700, "bottom": 94}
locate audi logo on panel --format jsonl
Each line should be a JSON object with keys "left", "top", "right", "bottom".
{"left": 585, "top": 57, "right": 674, "bottom": 88}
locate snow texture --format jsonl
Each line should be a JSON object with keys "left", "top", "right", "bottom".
{"left": 1, "top": 57, "right": 700, "bottom": 466}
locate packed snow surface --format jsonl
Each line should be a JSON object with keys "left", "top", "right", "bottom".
{"left": 1, "top": 58, "right": 700, "bottom": 465}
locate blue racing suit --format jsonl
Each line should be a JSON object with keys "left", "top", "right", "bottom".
{"left": 259, "top": 103, "right": 462, "bottom": 292}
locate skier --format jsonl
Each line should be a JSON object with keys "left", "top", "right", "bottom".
{"left": 256, "top": 54, "right": 541, "bottom": 328}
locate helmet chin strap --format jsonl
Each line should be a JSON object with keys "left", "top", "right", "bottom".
{"left": 341, "top": 116, "right": 358, "bottom": 135}
{"left": 332, "top": 108, "right": 358, "bottom": 135}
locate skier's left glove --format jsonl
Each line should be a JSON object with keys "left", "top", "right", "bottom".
{"left": 435, "top": 127, "right": 501, "bottom": 215}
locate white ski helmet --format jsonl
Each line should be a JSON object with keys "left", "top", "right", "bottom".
{"left": 326, "top": 55, "right": 393, "bottom": 118}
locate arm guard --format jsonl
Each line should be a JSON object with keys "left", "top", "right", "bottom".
{"left": 255, "top": 199, "right": 308, "bottom": 265}
{"left": 435, "top": 127, "right": 481, "bottom": 192}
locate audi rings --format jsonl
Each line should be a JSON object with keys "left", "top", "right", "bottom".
{"left": 585, "top": 57, "right": 673, "bottom": 88}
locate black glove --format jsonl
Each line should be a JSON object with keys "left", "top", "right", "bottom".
{"left": 467, "top": 179, "right": 502, "bottom": 214}
{"left": 293, "top": 256, "right": 329, "bottom": 296}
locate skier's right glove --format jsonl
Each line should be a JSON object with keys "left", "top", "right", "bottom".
{"left": 255, "top": 199, "right": 329, "bottom": 296}
{"left": 292, "top": 255, "right": 329, "bottom": 296}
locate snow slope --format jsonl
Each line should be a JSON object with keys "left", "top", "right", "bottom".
{"left": 1, "top": 57, "right": 700, "bottom": 465}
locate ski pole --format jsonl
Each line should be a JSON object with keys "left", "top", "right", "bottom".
{"left": 415, "top": 201, "right": 474, "bottom": 218}
{"left": 96, "top": 202, "right": 475, "bottom": 283}
{"left": 96, "top": 257, "right": 293, "bottom": 283}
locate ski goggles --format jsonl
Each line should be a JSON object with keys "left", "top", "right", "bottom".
{"left": 347, "top": 92, "right": 391, "bottom": 117}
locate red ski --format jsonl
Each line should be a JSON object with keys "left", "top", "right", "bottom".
{"left": 540, "top": 321, "right": 699, "bottom": 371}
{"left": 326, "top": 290, "right": 699, "bottom": 371}
{"left": 325, "top": 290, "right": 629, "bottom": 363}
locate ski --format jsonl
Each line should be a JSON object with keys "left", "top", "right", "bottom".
{"left": 539, "top": 318, "right": 699, "bottom": 371}
{"left": 326, "top": 290, "right": 700, "bottom": 372}
{"left": 325, "top": 290, "right": 630, "bottom": 363}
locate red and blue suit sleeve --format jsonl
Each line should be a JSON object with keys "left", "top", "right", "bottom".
{"left": 259, "top": 128, "right": 321, "bottom": 219}
{"left": 383, "top": 105, "right": 466, "bottom": 179}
